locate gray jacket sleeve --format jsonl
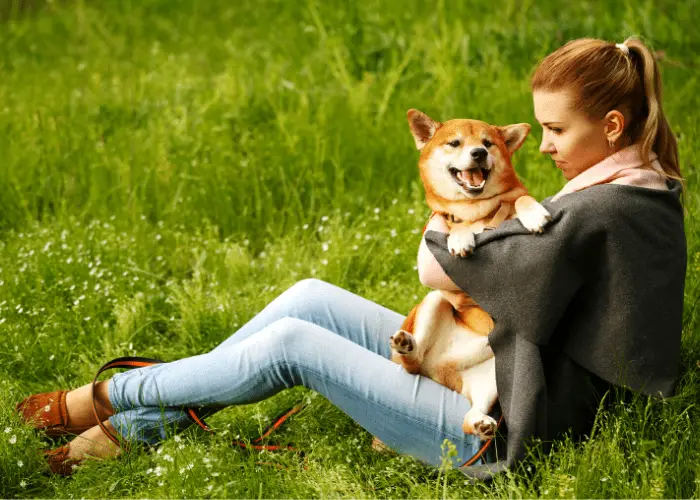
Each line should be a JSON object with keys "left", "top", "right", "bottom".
{"left": 423, "top": 201, "right": 583, "bottom": 347}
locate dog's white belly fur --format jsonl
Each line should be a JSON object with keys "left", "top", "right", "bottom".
{"left": 406, "top": 290, "right": 499, "bottom": 439}
{"left": 421, "top": 321, "right": 494, "bottom": 373}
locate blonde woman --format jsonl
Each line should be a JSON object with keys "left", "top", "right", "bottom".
{"left": 18, "top": 37, "right": 685, "bottom": 479}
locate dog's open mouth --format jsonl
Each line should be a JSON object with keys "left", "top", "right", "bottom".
{"left": 449, "top": 166, "right": 490, "bottom": 193}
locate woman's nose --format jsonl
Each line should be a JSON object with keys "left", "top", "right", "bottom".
{"left": 539, "top": 137, "right": 555, "bottom": 154}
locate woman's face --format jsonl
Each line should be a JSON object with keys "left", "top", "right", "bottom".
{"left": 533, "top": 89, "right": 611, "bottom": 180}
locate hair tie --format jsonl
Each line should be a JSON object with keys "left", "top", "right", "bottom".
{"left": 615, "top": 43, "right": 630, "bottom": 56}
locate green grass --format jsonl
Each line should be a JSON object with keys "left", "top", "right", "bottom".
{"left": 0, "top": 0, "right": 699, "bottom": 497}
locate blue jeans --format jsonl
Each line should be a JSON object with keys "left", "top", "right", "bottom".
{"left": 108, "top": 279, "right": 484, "bottom": 467}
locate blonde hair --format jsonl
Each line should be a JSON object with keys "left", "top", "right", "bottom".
{"left": 530, "top": 37, "right": 682, "bottom": 182}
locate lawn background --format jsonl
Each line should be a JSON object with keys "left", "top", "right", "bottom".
{"left": 0, "top": 0, "right": 698, "bottom": 497}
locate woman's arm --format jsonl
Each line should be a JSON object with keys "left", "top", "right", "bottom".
{"left": 417, "top": 214, "right": 462, "bottom": 291}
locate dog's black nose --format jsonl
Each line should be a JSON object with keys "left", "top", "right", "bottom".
{"left": 471, "top": 148, "right": 487, "bottom": 161}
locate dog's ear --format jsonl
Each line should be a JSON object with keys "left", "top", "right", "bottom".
{"left": 407, "top": 109, "right": 441, "bottom": 150}
{"left": 498, "top": 124, "right": 531, "bottom": 154}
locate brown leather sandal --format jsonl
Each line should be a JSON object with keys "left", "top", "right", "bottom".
{"left": 44, "top": 444, "right": 82, "bottom": 476}
{"left": 15, "top": 390, "right": 93, "bottom": 437}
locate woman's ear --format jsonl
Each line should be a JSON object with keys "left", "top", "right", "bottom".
{"left": 604, "top": 109, "right": 626, "bottom": 145}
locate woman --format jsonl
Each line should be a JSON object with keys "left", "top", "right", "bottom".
{"left": 16, "top": 37, "right": 686, "bottom": 478}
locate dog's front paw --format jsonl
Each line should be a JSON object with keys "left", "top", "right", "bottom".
{"left": 463, "top": 410, "right": 498, "bottom": 440}
{"left": 390, "top": 329, "right": 416, "bottom": 355}
{"left": 515, "top": 196, "right": 552, "bottom": 234}
{"left": 447, "top": 230, "right": 476, "bottom": 258}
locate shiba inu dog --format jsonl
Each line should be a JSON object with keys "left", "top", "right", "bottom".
{"left": 390, "top": 109, "right": 551, "bottom": 440}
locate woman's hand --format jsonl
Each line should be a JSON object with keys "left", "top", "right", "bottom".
{"left": 417, "top": 213, "right": 461, "bottom": 291}
{"left": 425, "top": 212, "right": 449, "bottom": 233}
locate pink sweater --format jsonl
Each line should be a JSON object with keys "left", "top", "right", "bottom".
{"left": 551, "top": 145, "right": 668, "bottom": 202}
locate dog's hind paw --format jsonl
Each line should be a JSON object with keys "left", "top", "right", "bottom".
{"left": 463, "top": 410, "right": 498, "bottom": 440}
{"left": 390, "top": 329, "right": 416, "bottom": 355}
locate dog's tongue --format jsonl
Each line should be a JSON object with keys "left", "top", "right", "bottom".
{"left": 458, "top": 169, "right": 484, "bottom": 187}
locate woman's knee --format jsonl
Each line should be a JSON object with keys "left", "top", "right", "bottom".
{"left": 264, "top": 316, "right": 312, "bottom": 346}
{"left": 286, "top": 278, "right": 332, "bottom": 298}
{"left": 278, "top": 278, "right": 335, "bottom": 312}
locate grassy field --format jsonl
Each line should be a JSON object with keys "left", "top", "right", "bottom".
{"left": 0, "top": 0, "right": 699, "bottom": 497}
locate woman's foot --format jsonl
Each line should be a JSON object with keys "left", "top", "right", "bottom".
{"left": 16, "top": 381, "right": 114, "bottom": 436}
{"left": 46, "top": 421, "right": 122, "bottom": 476}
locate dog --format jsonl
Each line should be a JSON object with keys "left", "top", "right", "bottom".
{"left": 389, "top": 109, "right": 551, "bottom": 441}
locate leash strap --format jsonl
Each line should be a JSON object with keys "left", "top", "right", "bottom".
{"left": 92, "top": 356, "right": 303, "bottom": 453}
{"left": 483, "top": 202, "right": 512, "bottom": 230}
{"left": 94, "top": 358, "right": 500, "bottom": 468}
{"left": 422, "top": 202, "right": 513, "bottom": 235}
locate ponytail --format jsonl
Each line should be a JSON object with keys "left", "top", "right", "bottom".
{"left": 624, "top": 37, "right": 681, "bottom": 181}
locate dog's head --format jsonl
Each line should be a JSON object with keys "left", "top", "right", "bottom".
{"left": 407, "top": 109, "right": 530, "bottom": 204}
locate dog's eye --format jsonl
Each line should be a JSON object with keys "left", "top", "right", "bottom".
{"left": 448, "top": 140, "right": 461, "bottom": 148}
{"left": 482, "top": 139, "right": 493, "bottom": 148}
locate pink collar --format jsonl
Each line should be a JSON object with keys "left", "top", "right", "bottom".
{"left": 551, "top": 145, "right": 668, "bottom": 202}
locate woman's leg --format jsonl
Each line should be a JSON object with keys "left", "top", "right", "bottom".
{"left": 214, "top": 278, "right": 404, "bottom": 354}
{"left": 108, "top": 318, "right": 482, "bottom": 467}
{"left": 107, "top": 278, "right": 406, "bottom": 443}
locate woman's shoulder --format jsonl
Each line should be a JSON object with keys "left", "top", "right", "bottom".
{"left": 541, "top": 179, "right": 683, "bottom": 235}
{"left": 462, "top": 179, "right": 684, "bottom": 256}
{"left": 544, "top": 178, "right": 682, "bottom": 216}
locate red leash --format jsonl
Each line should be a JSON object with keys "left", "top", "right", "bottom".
{"left": 93, "top": 355, "right": 500, "bottom": 469}
{"left": 92, "top": 357, "right": 305, "bottom": 456}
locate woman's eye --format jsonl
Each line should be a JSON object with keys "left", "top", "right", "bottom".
{"left": 482, "top": 139, "right": 492, "bottom": 148}
{"left": 550, "top": 127, "right": 562, "bottom": 134}
{"left": 448, "top": 140, "right": 461, "bottom": 148}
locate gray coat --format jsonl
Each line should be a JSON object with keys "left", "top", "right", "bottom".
{"left": 424, "top": 180, "right": 686, "bottom": 480}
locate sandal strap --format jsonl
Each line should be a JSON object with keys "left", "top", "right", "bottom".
{"left": 45, "top": 444, "right": 82, "bottom": 476}
{"left": 15, "top": 390, "right": 91, "bottom": 436}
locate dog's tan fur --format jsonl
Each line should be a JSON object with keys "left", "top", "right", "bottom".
{"left": 389, "top": 109, "right": 551, "bottom": 440}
